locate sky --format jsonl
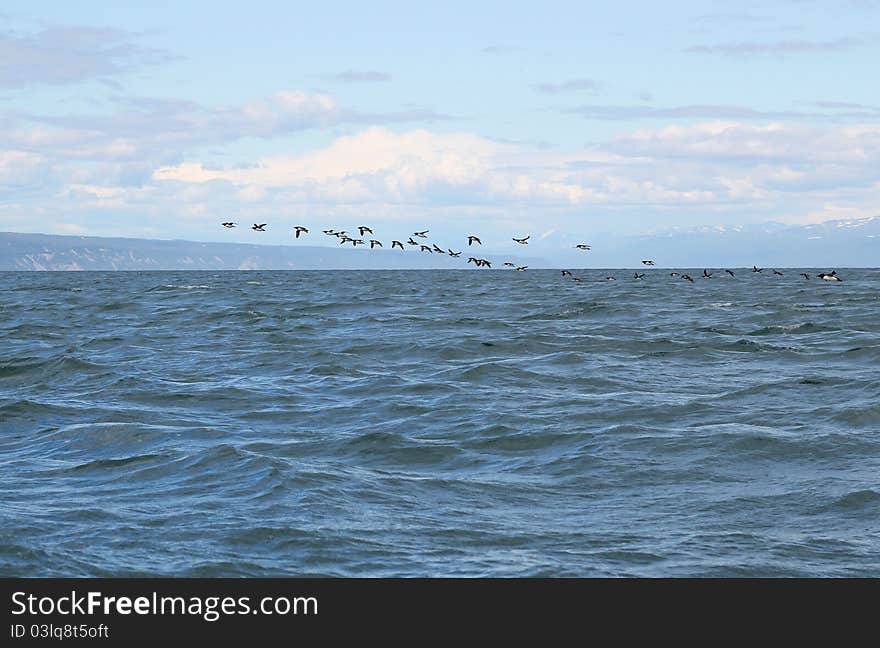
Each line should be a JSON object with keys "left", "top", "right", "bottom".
{"left": 1, "top": 0, "right": 878, "bottom": 256}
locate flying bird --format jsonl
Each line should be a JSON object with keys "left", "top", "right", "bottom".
{"left": 606, "top": 276, "right": 616, "bottom": 281}
{"left": 773, "top": 270, "right": 784, "bottom": 276}
{"left": 818, "top": 271, "right": 842, "bottom": 282}
{"left": 670, "top": 272, "right": 680, "bottom": 277}
{"left": 681, "top": 274, "right": 694, "bottom": 283}
{"left": 358, "top": 226, "right": 373, "bottom": 236}
{"left": 221, "top": 222, "right": 236, "bottom": 228}
{"left": 407, "top": 238, "right": 419, "bottom": 246}
{"left": 391, "top": 240, "right": 404, "bottom": 250}
{"left": 503, "top": 262, "right": 516, "bottom": 267}
{"left": 515, "top": 266, "right": 527, "bottom": 272}
{"left": 413, "top": 230, "right": 429, "bottom": 238}
{"left": 467, "top": 235, "right": 482, "bottom": 246}
{"left": 512, "top": 235, "right": 530, "bottom": 244}
{"left": 432, "top": 244, "right": 445, "bottom": 254}
{"left": 561, "top": 270, "right": 573, "bottom": 277}
{"left": 725, "top": 269, "right": 735, "bottom": 277}
{"left": 293, "top": 226, "right": 309, "bottom": 238}
{"left": 633, "top": 273, "right": 645, "bottom": 280}
{"left": 369, "top": 240, "right": 383, "bottom": 249}
{"left": 576, "top": 244, "right": 591, "bottom": 250}
{"left": 800, "top": 273, "right": 810, "bottom": 280}
{"left": 252, "top": 224, "right": 267, "bottom": 231}
{"left": 420, "top": 245, "right": 433, "bottom": 252}
{"left": 752, "top": 266, "right": 763, "bottom": 273}
{"left": 702, "top": 269, "right": 712, "bottom": 279}
{"left": 642, "top": 260, "right": 655, "bottom": 266}
{"left": 448, "top": 250, "right": 462, "bottom": 257}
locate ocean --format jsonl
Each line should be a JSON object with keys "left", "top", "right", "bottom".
{"left": 1, "top": 269, "right": 879, "bottom": 576}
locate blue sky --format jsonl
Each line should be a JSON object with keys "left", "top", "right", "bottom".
{"left": 1, "top": 1, "right": 878, "bottom": 254}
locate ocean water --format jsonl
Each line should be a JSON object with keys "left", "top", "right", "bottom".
{"left": 1, "top": 269, "right": 879, "bottom": 577}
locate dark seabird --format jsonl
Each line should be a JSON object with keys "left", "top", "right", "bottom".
{"left": 633, "top": 273, "right": 645, "bottom": 280}
{"left": 448, "top": 250, "right": 462, "bottom": 257}
{"left": 572, "top": 277, "right": 584, "bottom": 282}
{"left": 432, "top": 244, "right": 445, "bottom": 254}
{"left": 800, "top": 273, "right": 810, "bottom": 280}
{"left": 333, "top": 231, "right": 348, "bottom": 238}
{"left": 352, "top": 239, "right": 365, "bottom": 247}
{"left": 681, "top": 274, "right": 694, "bottom": 283}
{"left": 293, "top": 226, "right": 309, "bottom": 238}
{"left": 467, "top": 235, "right": 482, "bottom": 246}
{"left": 818, "top": 271, "right": 842, "bottom": 282}
{"left": 515, "top": 266, "right": 527, "bottom": 272}
{"left": 576, "top": 244, "right": 591, "bottom": 250}
{"left": 503, "top": 262, "right": 516, "bottom": 267}
{"left": 773, "top": 270, "right": 784, "bottom": 276}
{"left": 420, "top": 245, "right": 433, "bottom": 252}
{"left": 391, "top": 240, "right": 404, "bottom": 250}
{"left": 339, "top": 236, "right": 354, "bottom": 244}
{"left": 702, "top": 269, "right": 712, "bottom": 279}
{"left": 322, "top": 229, "right": 336, "bottom": 235}
{"left": 467, "top": 257, "right": 478, "bottom": 265}
{"left": 642, "top": 260, "right": 655, "bottom": 266}
{"left": 358, "top": 226, "right": 373, "bottom": 236}
{"left": 414, "top": 230, "right": 429, "bottom": 238}
{"left": 252, "top": 223, "right": 267, "bottom": 231}
{"left": 670, "top": 272, "right": 680, "bottom": 277}
{"left": 606, "top": 276, "right": 616, "bottom": 281}
{"left": 512, "top": 235, "right": 530, "bottom": 244}
{"left": 752, "top": 265, "right": 763, "bottom": 273}
{"left": 561, "top": 270, "right": 573, "bottom": 277}
{"left": 725, "top": 269, "right": 735, "bottom": 277}
{"left": 369, "top": 240, "right": 383, "bottom": 249}
{"left": 480, "top": 259, "right": 492, "bottom": 268}
{"left": 221, "top": 222, "right": 237, "bottom": 228}
{"left": 407, "top": 237, "right": 418, "bottom": 246}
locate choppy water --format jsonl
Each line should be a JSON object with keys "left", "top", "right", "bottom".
{"left": 1, "top": 269, "right": 879, "bottom": 577}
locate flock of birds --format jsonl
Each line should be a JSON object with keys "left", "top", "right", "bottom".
{"left": 219, "top": 221, "right": 844, "bottom": 282}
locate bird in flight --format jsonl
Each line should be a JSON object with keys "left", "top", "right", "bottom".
{"left": 642, "top": 260, "right": 655, "bottom": 266}
{"left": 512, "top": 235, "right": 529, "bottom": 244}
{"left": 725, "top": 269, "right": 735, "bottom": 277}
{"left": 413, "top": 230, "right": 429, "bottom": 238}
{"left": 818, "top": 271, "right": 842, "bottom": 282}
{"left": 773, "top": 270, "right": 784, "bottom": 276}
{"left": 221, "top": 222, "right": 236, "bottom": 228}
{"left": 293, "top": 226, "right": 309, "bottom": 238}
{"left": 407, "top": 237, "right": 419, "bottom": 246}
{"left": 702, "top": 269, "right": 712, "bottom": 279}
{"left": 503, "top": 262, "right": 516, "bottom": 267}
{"left": 561, "top": 270, "right": 573, "bottom": 277}
{"left": 252, "top": 224, "right": 267, "bottom": 231}
{"left": 633, "top": 273, "right": 645, "bottom": 280}
{"left": 369, "top": 240, "right": 382, "bottom": 249}
{"left": 432, "top": 244, "right": 445, "bottom": 254}
{"left": 576, "top": 244, "right": 591, "bottom": 250}
{"left": 448, "top": 250, "right": 461, "bottom": 257}
{"left": 515, "top": 266, "right": 527, "bottom": 272}
{"left": 670, "top": 272, "right": 680, "bottom": 277}
{"left": 800, "top": 273, "right": 810, "bottom": 280}
{"left": 391, "top": 240, "right": 404, "bottom": 250}
{"left": 681, "top": 274, "right": 694, "bottom": 283}
{"left": 420, "top": 245, "right": 433, "bottom": 252}
{"left": 752, "top": 266, "right": 763, "bottom": 273}
{"left": 358, "top": 226, "right": 373, "bottom": 237}
{"left": 467, "top": 235, "right": 482, "bottom": 246}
